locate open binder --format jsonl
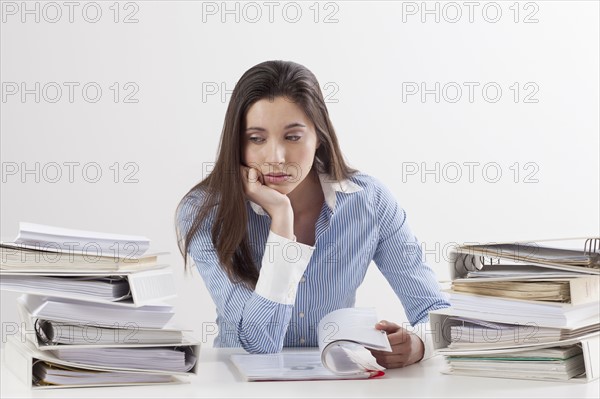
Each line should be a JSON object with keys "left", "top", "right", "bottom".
{"left": 3, "top": 334, "right": 200, "bottom": 389}
{"left": 230, "top": 308, "right": 391, "bottom": 381}
{"left": 1, "top": 267, "right": 176, "bottom": 307}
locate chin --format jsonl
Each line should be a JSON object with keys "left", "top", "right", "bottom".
{"left": 270, "top": 184, "right": 295, "bottom": 195}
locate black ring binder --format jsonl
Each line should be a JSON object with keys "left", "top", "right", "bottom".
{"left": 34, "top": 319, "right": 54, "bottom": 345}
{"left": 479, "top": 256, "right": 501, "bottom": 267}
{"left": 584, "top": 238, "right": 600, "bottom": 255}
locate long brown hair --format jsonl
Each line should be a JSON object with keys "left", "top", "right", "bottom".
{"left": 176, "top": 60, "right": 357, "bottom": 288}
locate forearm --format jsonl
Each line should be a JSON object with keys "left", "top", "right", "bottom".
{"left": 238, "top": 229, "right": 315, "bottom": 353}
{"left": 267, "top": 205, "right": 294, "bottom": 241}
{"left": 237, "top": 294, "right": 294, "bottom": 353}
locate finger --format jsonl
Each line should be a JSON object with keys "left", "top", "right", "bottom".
{"left": 248, "top": 167, "right": 266, "bottom": 185}
{"left": 372, "top": 354, "right": 410, "bottom": 369}
{"left": 370, "top": 341, "right": 411, "bottom": 359}
{"left": 248, "top": 167, "right": 256, "bottom": 181}
{"left": 380, "top": 361, "right": 411, "bottom": 369}
{"left": 372, "top": 346, "right": 410, "bottom": 358}
{"left": 246, "top": 167, "right": 262, "bottom": 185}
{"left": 386, "top": 330, "right": 412, "bottom": 346}
{"left": 240, "top": 165, "right": 250, "bottom": 180}
{"left": 256, "top": 168, "right": 264, "bottom": 185}
{"left": 371, "top": 355, "right": 405, "bottom": 368}
{"left": 375, "top": 320, "right": 401, "bottom": 334}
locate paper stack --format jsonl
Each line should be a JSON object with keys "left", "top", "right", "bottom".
{"left": 1, "top": 222, "right": 199, "bottom": 389}
{"left": 430, "top": 238, "right": 600, "bottom": 382}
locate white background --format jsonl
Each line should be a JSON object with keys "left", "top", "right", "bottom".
{"left": 1, "top": 0, "right": 598, "bottom": 349}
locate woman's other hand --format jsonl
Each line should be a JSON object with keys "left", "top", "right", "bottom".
{"left": 368, "top": 320, "right": 425, "bottom": 369}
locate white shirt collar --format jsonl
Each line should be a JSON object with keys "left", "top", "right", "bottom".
{"left": 249, "top": 172, "right": 363, "bottom": 216}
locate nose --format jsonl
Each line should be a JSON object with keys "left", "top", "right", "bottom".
{"left": 264, "top": 140, "right": 285, "bottom": 168}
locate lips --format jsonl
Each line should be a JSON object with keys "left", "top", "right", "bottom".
{"left": 264, "top": 173, "right": 290, "bottom": 184}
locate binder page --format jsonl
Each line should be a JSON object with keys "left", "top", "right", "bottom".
{"left": 21, "top": 294, "right": 174, "bottom": 329}
{"left": 33, "top": 360, "right": 177, "bottom": 386}
{"left": 230, "top": 351, "right": 373, "bottom": 381}
{"left": 317, "top": 308, "right": 392, "bottom": 352}
{"left": 14, "top": 222, "right": 151, "bottom": 258}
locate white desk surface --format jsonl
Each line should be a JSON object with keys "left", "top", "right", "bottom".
{"left": 2, "top": 347, "right": 599, "bottom": 398}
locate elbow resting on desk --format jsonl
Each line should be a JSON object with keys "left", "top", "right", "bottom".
{"left": 239, "top": 329, "right": 285, "bottom": 354}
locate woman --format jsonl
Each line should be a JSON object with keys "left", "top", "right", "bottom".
{"left": 176, "top": 60, "right": 450, "bottom": 368}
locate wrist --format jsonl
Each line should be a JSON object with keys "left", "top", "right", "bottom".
{"left": 269, "top": 205, "right": 294, "bottom": 241}
{"left": 264, "top": 198, "right": 292, "bottom": 218}
{"left": 411, "top": 333, "right": 425, "bottom": 363}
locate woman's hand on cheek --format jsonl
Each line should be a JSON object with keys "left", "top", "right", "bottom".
{"left": 240, "top": 165, "right": 291, "bottom": 217}
{"left": 368, "top": 320, "right": 425, "bottom": 369}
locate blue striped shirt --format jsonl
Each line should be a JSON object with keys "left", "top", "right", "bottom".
{"left": 177, "top": 171, "right": 450, "bottom": 354}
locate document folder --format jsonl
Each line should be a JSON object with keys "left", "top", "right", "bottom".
{"left": 1, "top": 267, "right": 176, "bottom": 307}
{"left": 3, "top": 334, "right": 196, "bottom": 389}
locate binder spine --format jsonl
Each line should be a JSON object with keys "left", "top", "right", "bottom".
{"left": 128, "top": 268, "right": 176, "bottom": 305}
{"left": 582, "top": 335, "right": 600, "bottom": 381}
{"left": 4, "top": 335, "right": 34, "bottom": 387}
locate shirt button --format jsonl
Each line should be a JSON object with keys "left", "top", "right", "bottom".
{"left": 299, "top": 312, "right": 305, "bottom": 318}
{"left": 300, "top": 277, "right": 306, "bottom": 283}
{"left": 299, "top": 338, "right": 305, "bottom": 344}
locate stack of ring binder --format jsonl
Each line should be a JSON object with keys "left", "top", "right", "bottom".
{"left": 430, "top": 237, "right": 600, "bottom": 382}
{"left": 1, "top": 222, "right": 200, "bottom": 389}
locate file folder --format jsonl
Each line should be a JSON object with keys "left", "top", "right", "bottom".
{"left": 450, "top": 237, "right": 600, "bottom": 280}
{"left": 429, "top": 312, "right": 599, "bottom": 383}
{"left": 1, "top": 267, "right": 176, "bottom": 307}
{"left": 3, "top": 334, "right": 199, "bottom": 389}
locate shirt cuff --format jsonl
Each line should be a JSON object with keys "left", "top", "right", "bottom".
{"left": 254, "top": 230, "right": 316, "bottom": 305}
{"left": 410, "top": 321, "right": 435, "bottom": 362}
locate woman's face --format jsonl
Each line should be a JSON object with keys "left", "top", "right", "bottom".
{"left": 242, "top": 96, "right": 320, "bottom": 195}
